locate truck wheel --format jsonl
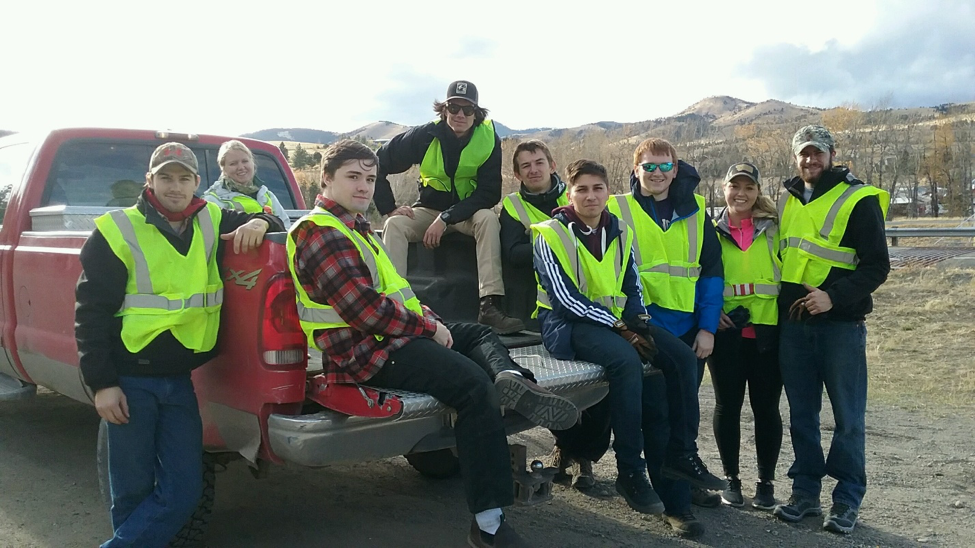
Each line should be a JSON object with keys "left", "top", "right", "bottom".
{"left": 97, "top": 419, "right": 216, "bottom": 547}
{"left": 405, "top": 448, "right": 460, "bottom": 479}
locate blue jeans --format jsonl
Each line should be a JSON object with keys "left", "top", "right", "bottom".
{"left": 677, "top": 329, "right": 708, "bottom": 455}
{"left": 570, "top": 323, "right": 645, "bottom": 475}
{"left": 102, "top": 375, "right": 203, "bottom": 548}
{"left": 779, "top": 320, "right": 868, "bottom": 508}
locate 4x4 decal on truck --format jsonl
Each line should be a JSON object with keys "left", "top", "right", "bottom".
{"left": 226, "top": 269, "right": 262, "bottom": 290}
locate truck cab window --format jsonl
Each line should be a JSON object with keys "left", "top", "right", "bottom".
{"left": 201, "top": 149, "right": 297, "bottom": 209}
{"left": 0, "top": 142, "right": 34, "bottom": 224}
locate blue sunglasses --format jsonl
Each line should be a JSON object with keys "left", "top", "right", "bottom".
{"left": 639, "top": 162, "right": 674, "bottom": 173}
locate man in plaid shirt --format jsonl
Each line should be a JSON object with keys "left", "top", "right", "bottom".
{"left": 288, "top": 139, "right": 579, "bottom": 548}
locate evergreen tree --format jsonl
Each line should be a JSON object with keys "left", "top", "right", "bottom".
{"left": 292, "top": 143, "right": 311, "bottom": 168}
{"left": 278, "top": 142, "right": 288, "bottom": 159}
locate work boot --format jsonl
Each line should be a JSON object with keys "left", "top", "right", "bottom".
{"left": 661, "top": 511, "right": 705, "bottom": 539}
{"left": 495, "top": 371, "right": 580, "bottom": 430}
{"left": 479, "top": 296, "right": 525, "bottom": 335}
{"left": 572, "top": 457, "right": 596, "bottom": 490}
{"left": 615, "top": 471, "right": 665, "bottom": 514}
{"left": 661, "top": 454, "right": 728, "bottom": 491}
{"left": 547, "top": 446, "right": 573, "bottom": 484}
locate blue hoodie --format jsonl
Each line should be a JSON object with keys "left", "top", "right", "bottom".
{"left": 533, "top": 209, "right": 645, "bottom": 360}
{"left": 627, "top": 160, "right": 724, "bottom": 338}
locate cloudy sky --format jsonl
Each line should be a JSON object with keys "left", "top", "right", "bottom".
{"left": 2, "top": 0, "right": 972, "bottom": 136}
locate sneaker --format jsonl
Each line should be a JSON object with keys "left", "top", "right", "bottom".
{"left": 467, "top": 516, "right": 527, "bottom": 547}
{"left": 691, "top": 487, "right": 722, "bottom": 508}
{"left": 494, "top": 371, "right": 580, "bottom": 430}
{"left": 823, "top": 502, "right": 859, "bottom": 534}
{"left": 721, "top": 477, "right": 744, "bottom": 507}
{"left": 661, "top": 511, "right": 705, "bottom": 539}
{"left": 571, "top": 458, "right": 595, "bottom": 491}
{"left": 615, "top": 471, "right": 665, "bottom": 514}
{"left": 478, "top": 296, "right": 526, "bottom": 335}
{"left": 752, "top": 481, "right": 776, "bottom": 511}
{"left": 773, "top": 493, "right": 822, "bottom": 522}
{"left": 661, "top": 454, "right": 728, "bottom": 491}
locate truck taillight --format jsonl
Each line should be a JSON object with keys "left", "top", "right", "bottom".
{"left": 258, "top": 274, "right": 307, "bottom": 370}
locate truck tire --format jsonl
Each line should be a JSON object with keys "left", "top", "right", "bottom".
{"left": 97, "top": 419, "right": 215, "bottom": 547}
{"left": 405, "top": 448, "right": 460, "bottom": 479}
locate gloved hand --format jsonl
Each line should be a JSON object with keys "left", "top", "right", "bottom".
{"left": 725, "top": 306, "right": 751, "bottom": 329}
{"left": 614, "top": 317, "right": 658, "bottom": 361}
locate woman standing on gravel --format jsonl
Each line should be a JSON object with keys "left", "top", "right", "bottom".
{"left": 204, "top": 140, "right": 291, "bottom": 228}
{"left": 707, "top": 162, "right": 783, "bottom": 511}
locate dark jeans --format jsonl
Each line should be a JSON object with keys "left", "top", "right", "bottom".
{"left": 779, "top": 320, "right": 868, "bottom": 509}
{"left": 643, "top": 373, "right": 692, "bottom": 514}
{"left": 707, "top": 330, "right": 783, "bottom": 480}
{"left": 553, "top": 325, "right": 699, "bottom": 468}
{"left": 556, "top": 322, "right": 646, "bottom": 475}
{"left": 367, "top": 322, "right": 530, "bottom": 514}
{"left": 678, "top": 329, "right": 708, "bottom": 455}
{"left": 103, "top": 375, "right": 203, "bottom": 548}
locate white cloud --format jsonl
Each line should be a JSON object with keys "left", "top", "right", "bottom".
{"left": 1, "top": 0, "right": 968, "bottom": 137}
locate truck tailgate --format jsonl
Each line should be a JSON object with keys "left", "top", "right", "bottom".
{"left": 266, "top": 346, "right": 655, "bottom": 466}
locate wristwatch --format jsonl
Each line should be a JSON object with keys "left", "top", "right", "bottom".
{"left": 438, "top": 211, "right": 451, "bottom": 224}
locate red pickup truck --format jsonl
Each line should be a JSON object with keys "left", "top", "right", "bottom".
{"left": 0, "top": 127, "right": 641, "bottom": 545}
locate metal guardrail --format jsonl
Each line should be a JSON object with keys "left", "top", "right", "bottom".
{"left": 886, "top": 227, "right": 975, "bottom": 246}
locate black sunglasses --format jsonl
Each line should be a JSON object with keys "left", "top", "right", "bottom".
{"left": 446, "top": 103, "right": 476, "bottom": 116}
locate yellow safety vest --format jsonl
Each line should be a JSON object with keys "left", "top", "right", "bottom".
{"left": 501, "top": 189, "right": 569, "bottom": 233}
{"left": 718, "top": 221, "right": 781, "bottom": 326}
{"left": 218, "top": 189, "right": 275, "bottom": 214}
{"left": 607, "top": 193, "right": 706, "bottom": 312}
{"left": 94, "top": 203, "right": 224, "bottom": 354}
{"left": 531, "top": 219, "right": 633, "bottom": 319}
{"left": 778, "top": 183, "right": 890, "bottom": 287}
{"left": 419, "top": 119, "right": 495, "bottom": 200}
{"left": 286, "top": 208, "right": 424, "bottom": 348}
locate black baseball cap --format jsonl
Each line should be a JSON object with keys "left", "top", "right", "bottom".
{"left": 445, "top": 80, "right": 478, "bottom": 106}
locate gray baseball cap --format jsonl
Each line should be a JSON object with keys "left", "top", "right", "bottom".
{"left": 149, "top": 142, "right": 199, "bottom": 175}
{"left": 446, "top": 80, "right": 478, "bottom": 106}
{"left": 792, "top": 125, "right": 834, "bottom": 156}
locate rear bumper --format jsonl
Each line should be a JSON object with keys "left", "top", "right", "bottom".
{"left": 267, "top": 345, "right": 645, "bottom": 467}
{"left": 267, "top": 386, "right": 607, "bottom": 467}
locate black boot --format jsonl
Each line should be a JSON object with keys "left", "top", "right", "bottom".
{"left": 478, "top": 296, "right": 525, "bottom": 335}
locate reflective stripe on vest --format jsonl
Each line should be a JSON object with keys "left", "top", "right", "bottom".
{"left": 94, "top": 203, "right": 224, "bottom": 353}
{"left": 107, "top": 207, "right": 221, "bottom": 313}
{"left": 286, "top": 209, "right": 424, "bottom": 347}
{"left": 718, "top": 222, "right": 781, "bottom": 325}
{"left": 532, "top": 219, "right": 631, "bottom": 317}
{"left": 777, "top": 181, "right": 890, "bottom": 286}
{"left": 610, "top": 194, "right": 702, "bottom": 276}
{"left": 418, "top": 119, "right": 495, "bottom": 200}
{"left": 502, "top": 190, "right": 569, "bottom": 233}
{"left": 607, "top": 193, "right": 705, "bottom": 312}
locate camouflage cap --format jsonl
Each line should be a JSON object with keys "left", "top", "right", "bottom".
{"left": 149, "top": 142, "right": 199, "bottom": 175}
{"left": 725, "top": 162, "right": 760, "bottom": 185}
{"left": 792, "top": 125, "right": 834, "bottom": 156}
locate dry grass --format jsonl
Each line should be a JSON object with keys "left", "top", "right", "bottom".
{"left": 868, "top": 266, "right": 975, "bottom": 410}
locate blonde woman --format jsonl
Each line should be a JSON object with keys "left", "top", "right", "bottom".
{"left": 707, "top": 162, "right": 783, "bottom": 511}
{"left": 203, "top": 140, "right": 291, "bottom": 227}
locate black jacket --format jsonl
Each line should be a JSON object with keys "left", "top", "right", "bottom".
{"left": 372, "top": 120, "right": 502, "bottom": 223}
{"left": 500, "top": 173, "right": 567, "bottom": 269}
{"left": 776, "top": 167, "right": 890, "bottom": 322}
{"left": 75, "top": 194, "right": 285, "bottom": 392}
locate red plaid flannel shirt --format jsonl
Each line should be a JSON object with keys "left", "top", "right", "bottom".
{"left": 291, "top": 197, "right": 439, "bottom": 383}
